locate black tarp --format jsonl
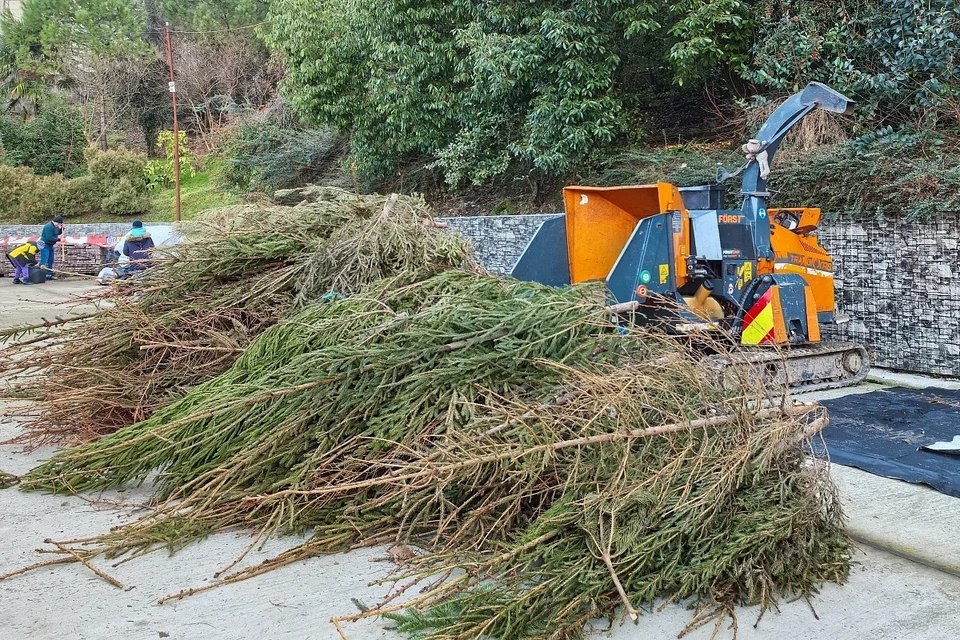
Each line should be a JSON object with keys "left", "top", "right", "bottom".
{"left": 817, "top": 387, "right": 960, "bottom": 497}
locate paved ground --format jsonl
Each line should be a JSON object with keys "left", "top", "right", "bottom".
{"left": 0, "top": 278, "right": 104, "bottom": 328}
{"left": 1, "top": 279, "right": 959, "bottom": 640}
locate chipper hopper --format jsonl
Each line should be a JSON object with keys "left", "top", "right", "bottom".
{"left": 512, "top": 82, "right": 870, "bottom": 392}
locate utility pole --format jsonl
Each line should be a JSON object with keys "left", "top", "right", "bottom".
{"left": 164, "top": 22, "right": 182, "bottom": 223}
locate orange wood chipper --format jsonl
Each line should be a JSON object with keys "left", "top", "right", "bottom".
{"left": 511, "top": 82, "right": 869, "bottom": 392}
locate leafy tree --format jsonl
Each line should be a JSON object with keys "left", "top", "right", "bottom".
{"left": 746, "top": 0, "right": 960, "bottom": 132}
{"left": 269, "top": 1, "right": 621, "bottom": 185}
{"left": 0, "top": 0, "right": 148, "bottom": 140}
{"left": 266, "top": 0, "right": 764, "bottom": 187}
{"left": 667, "top": 0, "right": 757, "bottom": 86}
{"left": 98, "top": 54, "right": 170, "bottom": 156}
{"left": 0, "top": 0, "right": 75, "bottom": 117}
{"left": 70, "top": 0, "right": 149, "bottom": 58}
{"left": 0, "top": 97, "right": 87, "bottom": 175}
{"left": 154, "top": 0, "right": 269, "bottom": 32}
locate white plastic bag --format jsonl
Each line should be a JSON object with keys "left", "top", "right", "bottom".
{"left": 97, "top": 266, "right": 117, "bottom": 285}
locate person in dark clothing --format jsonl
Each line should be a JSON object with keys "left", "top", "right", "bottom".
{"left": 38, "top": 215, "right": 64, "bottom": 279}
{"left": 121, "top": 221, "right": 155, "bottom": 273}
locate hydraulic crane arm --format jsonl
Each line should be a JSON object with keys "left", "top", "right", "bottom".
{"left": 741, "top": 82, "right": 855, "bottom": 196}
{"left": 736, "top": 82, "right": 854, "bottom": 259}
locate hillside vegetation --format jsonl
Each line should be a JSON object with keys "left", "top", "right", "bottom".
{"left": 0, "top": 0, "right": 958, "bottom": 221}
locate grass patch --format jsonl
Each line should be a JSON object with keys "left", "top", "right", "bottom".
{"left": 146, "top": 160, "right": 244, "bottom": 222}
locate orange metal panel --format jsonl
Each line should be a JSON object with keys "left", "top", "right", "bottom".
{"left": 563, "top": 183, "right": 687, "bottom": 284}
{"left": 804, "top": 286, "right": 821, "bottom": 343}
{"left": 769, "top": 287, "right": 789, "bottom": 345}
{"left": 797, "top": 207, "right": 822, "bottom": 232}
{"left": 772, "top": 207, "right": 823, "bottom": 234}
{"left": 769, "top": 223, "right": 835, "bottom": 314}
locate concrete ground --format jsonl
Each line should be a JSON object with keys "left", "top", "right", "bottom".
{"left": 0, "top": 277, "right": 105, "bottom": 328}
{"left": 1, "top": 279, "right": 959, "bottom": 640}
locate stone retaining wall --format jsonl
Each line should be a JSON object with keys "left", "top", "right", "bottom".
{"left": 442, "top": 213, "right": 960, "bottom": 378}
{"left": 438, "top": 215, "right": 558, "bottom": 276}
{"left": 0, "top": 223, "right": 174, "bottom": 239}
{"left": 818, "top": 214, "right": 960, "bottom": 376}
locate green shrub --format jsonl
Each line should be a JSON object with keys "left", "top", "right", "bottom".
{"left": 100, "top": 177, "right": 152, "bottom": 216}
{"left": 772, "top": 142, "right": 960, "bottom": 220}
{"left": 0, "top": 100, "right": 87, "bottom": 177}
{"left": 88, "top": 148, "right": 149, "bottom": 190}
{"left": 87, "top": 148, "right": 151, "bottom": 217}
{"left": 217, "top": 118, "right": 342, "bottom": 194}
{"left": 145, "top": 131, "right": 195, "bottom": 190}
{"left": 59, "top": 175, "right": 99, "bottom": 216}
{"left": 746, "top": 1, "right": 960, "bottom": 130}
{"left": 0, "top": 165, "right": 68, "bottom": 222}
{"left": 0, "top": 150, "right": 153, "bottom": 222}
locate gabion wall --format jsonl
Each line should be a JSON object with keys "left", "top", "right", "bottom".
{"left": 818, "top": 214, "right": 960, "bottom": 376}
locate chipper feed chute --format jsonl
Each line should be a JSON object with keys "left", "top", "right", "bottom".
{"left": 511, "top": 183, "right": 686, "bottom": 287}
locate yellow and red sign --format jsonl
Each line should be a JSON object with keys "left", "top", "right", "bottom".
{"left": 741, "top": 288, "right": 786, "bottom": 345}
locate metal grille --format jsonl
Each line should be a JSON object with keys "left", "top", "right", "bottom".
{"left": 819, "top": 214, "right": 960, "bottom": 376}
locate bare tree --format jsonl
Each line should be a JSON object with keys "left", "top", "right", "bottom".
{"left": 171, "top": 35, "right": 275, "bottom": 152}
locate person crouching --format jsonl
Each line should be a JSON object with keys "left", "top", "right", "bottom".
{"left": 6, "top": 241, "right": 39, "bottom": 285}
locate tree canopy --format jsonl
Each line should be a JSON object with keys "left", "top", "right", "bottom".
{"left": 267, "top": 0, "right": 960, "bottom": 187}
{"left": 3, "top": 0, "right": 960, "bottom": 198}
{"left": 266, "top": 0, "right": 753, "bottom": 185}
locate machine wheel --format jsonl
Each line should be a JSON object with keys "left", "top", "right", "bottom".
{"left": 842, "top": 350, "right": 865, "bottom": 376}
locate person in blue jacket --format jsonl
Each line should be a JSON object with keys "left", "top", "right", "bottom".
{"left": 38, "top": 215, "right": 64, "bottom": 280}
{"left": 121, "top": 221, "right": 155, "bottom": 274}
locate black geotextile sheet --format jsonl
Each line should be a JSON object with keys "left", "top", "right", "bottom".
{"left": 816, "top": 387, "right": 960, "bottom": 497}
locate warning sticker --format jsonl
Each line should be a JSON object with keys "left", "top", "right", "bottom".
{"left": 736, "top": 262, "right": 753, "bottom": 290}
{"left": 659, "top": 264, "right": 669, "bottom": 284}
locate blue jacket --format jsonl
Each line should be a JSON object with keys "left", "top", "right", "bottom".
{"left": 122, "top": 232, "right": 155, "bottom": 270}
{"left": 40, "top": 222, "right": 61, "bottom": 246}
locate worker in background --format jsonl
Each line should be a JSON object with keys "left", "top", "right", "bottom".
{"left": 6, "top": 240, "right": 38, "bottom": 285}
{"left": 37, "top": 215, "right": 64, "bottom": 280}
{"left": 121, "top": 221, "right": 155, "bottom": 275}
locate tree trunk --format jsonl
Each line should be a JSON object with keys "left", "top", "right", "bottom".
{"left": 98, "top": 92, "right": 109, "bottom": 152}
